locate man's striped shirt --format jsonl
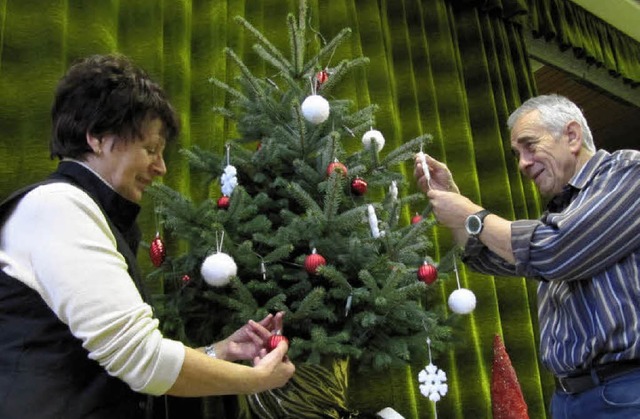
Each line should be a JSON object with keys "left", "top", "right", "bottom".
{"left": 464, "top": 149, "right": 640, "bottom": 376}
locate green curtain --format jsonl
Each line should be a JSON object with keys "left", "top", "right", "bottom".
{"left": 2, "top": 0, "right": 631, "bottom": 417}
{"left": 527, "top": 0, "right": 640, "bottom": 86}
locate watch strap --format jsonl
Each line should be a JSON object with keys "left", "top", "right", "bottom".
{"left": 467, "top": 209, "right": 491, "bottom": 237}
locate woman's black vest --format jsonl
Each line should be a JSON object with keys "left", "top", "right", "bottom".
{"left": 0, "top": 161, "right": 153, "bottom": 419}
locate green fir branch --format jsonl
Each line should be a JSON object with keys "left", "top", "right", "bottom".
{"left": 233, "top": 15, "right": 291, "bottom": 69}
{"left": 208, "top": 76, "right": 248, "bottom": 102}
{"left": 224, "top": 48, "right": 264, "bottom": 97}
{"left": 380, "top": 134, "right": 432, "bottom": 168}
{"left": 301, "top": 27, "right": 352, "bottom": 76}
{"left": 286, "top": 181, "right": 323, "bottom": 216}
{"left": 322, "top": 172, "right": 344, "bottom": 221}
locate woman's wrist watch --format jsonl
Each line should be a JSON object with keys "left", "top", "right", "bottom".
{"left": 204, "top": 344, "right": 217, "bottom": 358}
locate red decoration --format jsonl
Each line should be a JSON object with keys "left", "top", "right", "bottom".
{"left": 417, "top": 262, "right": 438, "bottom": 284}
{"left": 316, "top": 70, "right": 329, "bottom": 84}
{"left": 267, "top": 333, "right": 290, "bottom": 351}
{"left": 411, "top": 213, "right": 423, "bottom": 224}
{"left": 217, "top": 195, "right": 230, "bottom": 209}
{"left": 326, "top": 161, "right": 347, "bottom": 177}
{"left": 181, "top": 275, "right": 191, "bottom": 283}
{"left": 315, "top": 69, "right": 329, "bottom": 91}
{"left": 492, "top": 334, "right": 529, "bottom": 419}
{"left": 351, "top": 177, "right": 368, "bottom": 196}
{"left": 304, "top": 249, "right": 326, "bottom": 274}
{"left": 149, "top": 233, "right": 166, "bottom": 267}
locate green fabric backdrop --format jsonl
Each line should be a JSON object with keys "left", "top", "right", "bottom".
{"left": 1, "top": 0, "right": 636, "bottom": 417}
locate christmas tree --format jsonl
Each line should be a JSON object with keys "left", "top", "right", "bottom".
{"left": 148, "top": 0, "right": 454, "bottom": 372}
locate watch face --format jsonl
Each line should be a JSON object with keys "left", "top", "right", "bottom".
{"left": 466, "top": 215, "right": 481, "bottom": 235}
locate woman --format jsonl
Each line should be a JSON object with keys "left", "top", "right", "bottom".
{"left": 0, "top": 54, "right": 295, "bottom": 418}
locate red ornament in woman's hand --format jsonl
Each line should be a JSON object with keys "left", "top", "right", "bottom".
{"left": 268, "top": 334, "right": 289, "bottom": 351}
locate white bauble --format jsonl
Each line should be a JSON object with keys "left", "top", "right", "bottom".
{"left": 361, "top": 129, "right": 385, "bottom": 152}
{"left": 448, "top": 288, "right": 477, "bottom": 314}
{"left": 200, "top": 252, "right": 237, "bottom": 287}
{"left": 301, "top": 95, "right": 330, "bottom": 124}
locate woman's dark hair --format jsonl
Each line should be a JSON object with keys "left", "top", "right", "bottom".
{"left": 50, "top": 54, "right": 180, "bottom": 160}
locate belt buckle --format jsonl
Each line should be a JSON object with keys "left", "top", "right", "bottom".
{"left": 557, "top": 376, "right": 571, "bottom": 393}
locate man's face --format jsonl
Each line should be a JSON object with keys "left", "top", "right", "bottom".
{"left": 510, "top": 110, "right": 579, "bottom": 197}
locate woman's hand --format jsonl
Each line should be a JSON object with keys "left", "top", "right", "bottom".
{"left": 213, "top": 311, "right": 285, "bottom": 362}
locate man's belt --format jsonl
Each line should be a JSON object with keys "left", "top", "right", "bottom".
{"left": 556, "top": 360, "right": 640, "bottom": 394}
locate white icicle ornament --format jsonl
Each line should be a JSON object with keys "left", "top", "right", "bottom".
{"left": 200, "top": 252, "right": 237, "bottom": 287}
{"left": 301, "top": 94, "right": 330, "bottom": 124}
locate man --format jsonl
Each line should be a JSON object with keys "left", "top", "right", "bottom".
{"left": 415, "top": 94, "right": 640, "bottom": 418}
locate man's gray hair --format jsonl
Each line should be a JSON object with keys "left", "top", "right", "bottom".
{"left": 507, "top": 94, "right": 595, "bottom": 152}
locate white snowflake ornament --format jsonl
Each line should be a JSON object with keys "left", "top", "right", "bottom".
{"left": 419, "top": 337, "right": 448, "bottom": 418}
{"left": 418, "top": 362, "right": 448, "bottom": 402}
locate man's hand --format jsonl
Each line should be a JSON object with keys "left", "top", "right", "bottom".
{"left": 414, "top": 153, "right": 460, "bottom": 194}
{"left": 427, "top": 189, "right": 482, "bottom": 231}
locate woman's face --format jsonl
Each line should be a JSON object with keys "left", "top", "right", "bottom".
{"left": 88, "top": 118, "right": 167, "bottom": 202}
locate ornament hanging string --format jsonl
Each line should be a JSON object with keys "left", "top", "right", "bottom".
{"left": 216, "top": 230, "right": 225, "bottom": 253}
{"left": 308, "top": 75, "right": 317, "bottom": 96}
{"left": 453, "top": 254, "right": 461, "bottom": 289}
{"left": 448, "top": 253, "right": 477, "bottom": 314}
{"left": 252, "top": 251, "right": 268, "bottom": 280}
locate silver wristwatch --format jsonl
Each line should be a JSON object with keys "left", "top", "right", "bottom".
{"left": 465, "top": 209, "right": 491, "bottom": 238}
{"left": 204, "top": 344, "right": 217, "bottom": 358}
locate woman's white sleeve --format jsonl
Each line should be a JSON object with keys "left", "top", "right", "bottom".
{"left": 5, "top": 183, "right": 185, "bottom": 395}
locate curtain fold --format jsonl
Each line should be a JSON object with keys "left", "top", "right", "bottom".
{"left": 528, "top": 0, "right": 640, "bottom": 85}
{"left": 1, "top": 0, "right": 633, "bottom": 417}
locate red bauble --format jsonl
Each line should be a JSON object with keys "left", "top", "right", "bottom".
{"left": 411, "top": 213, "right": 423, "bottom": 224}
{"left": 351, "top": 177, "right": 368, "bottom": 196}
{"left": 217, "top": 195, "right": 230, "bottom": 209}
{"left": 316, "top": 70, "right": 329, "bottom": 84}
{"left": 304, "top": 249, "right": 326, "bottom": 274}
{"left": 326, "top": 161, "right": 347, "bottom": 177}
{"left": 181, "top": 275, "right": 191, "bottom": 283}
{"left": 417, "top": 262, "right": 438, "bottom": 284}
{"left": 267, "top": 334, "right": 290, "bottom": 351}
{"left": 149, "top": 233, "right": 166, "bottom": 267}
